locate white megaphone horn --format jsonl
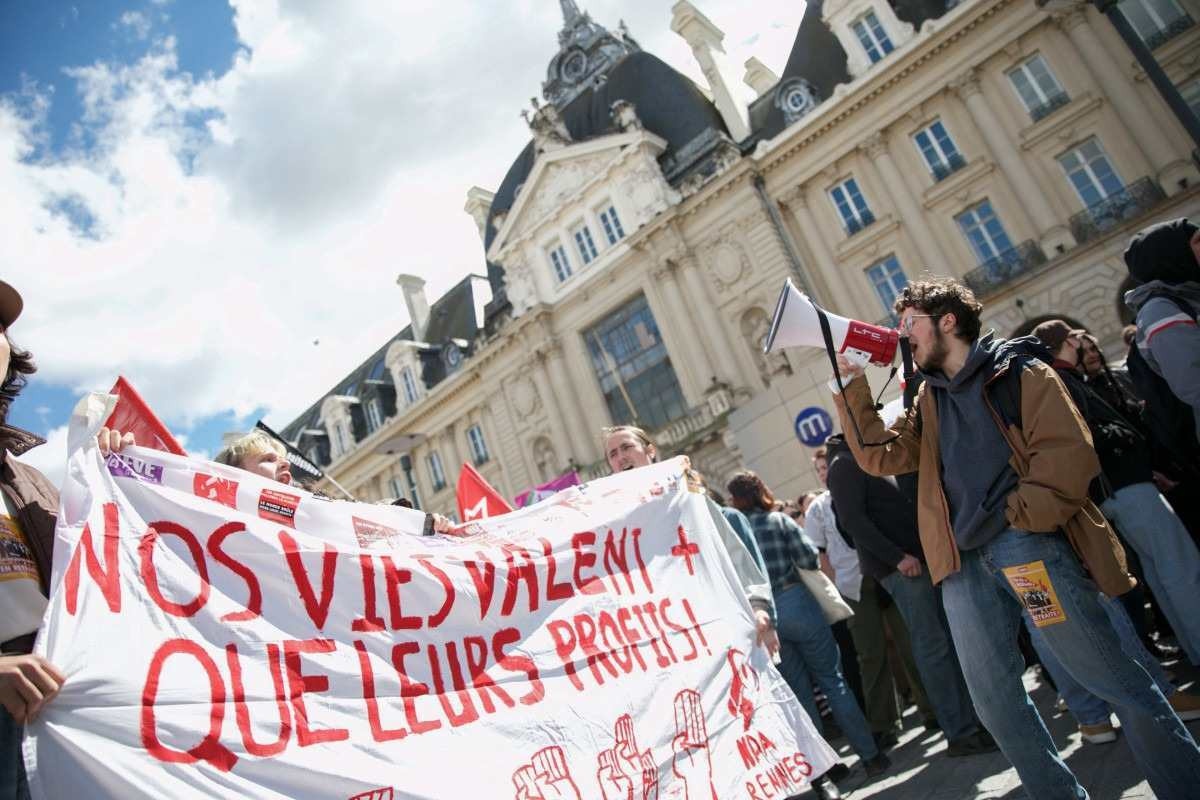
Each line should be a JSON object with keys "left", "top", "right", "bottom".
{"left": 762, "top": 278, "right": 899, "bottom": 367}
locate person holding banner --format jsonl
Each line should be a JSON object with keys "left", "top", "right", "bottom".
{"left": 602, "top": 426, "right": 778, "bottom": 653}
{"left": 0, "top": 280, "right": 134, "bottom": 799}
{"left": 726, "top": 471, "right": 891, "bottom": 782}
{"left": 829, "top": 276, "right": 1200, "bottom": 799}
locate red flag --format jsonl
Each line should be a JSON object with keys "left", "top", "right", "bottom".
{"left": 456, "top": 461, "right": 513, "bottom": 521}
{"left": 102, "top": 376, "right": 187, "bottom": 456}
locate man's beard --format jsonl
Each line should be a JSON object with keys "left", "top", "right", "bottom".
{"left": 918, "top": 326, "right": 950, "bottom": 372}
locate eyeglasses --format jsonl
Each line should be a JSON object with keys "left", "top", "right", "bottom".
{"left": 899, "top": 314, "right": 939, "bottom": 335}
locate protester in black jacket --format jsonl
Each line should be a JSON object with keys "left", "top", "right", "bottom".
{"left": 824, "top": 435, "right": 994, "bottom": 758}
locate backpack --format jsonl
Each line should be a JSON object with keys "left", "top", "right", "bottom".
{"left": 989, "top": 338, "right": 1152, "bottom": 495}
{"left": 1125, "top": 291, "right": 1200, "bottom": 474}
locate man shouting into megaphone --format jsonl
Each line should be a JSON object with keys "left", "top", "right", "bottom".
{"left": 822, "top": 276, "right": 1200, "bottom": 799}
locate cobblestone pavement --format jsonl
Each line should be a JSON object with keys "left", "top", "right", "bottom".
{"left": 810, "top": 654, "right": 1198, "bottom": 799}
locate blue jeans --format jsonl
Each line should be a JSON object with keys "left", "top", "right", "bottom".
{"left": 880, "top": 571, "right": 979, "bottom": 741}
{"left": 775, "top": 584, "right": 879, "bottom": 761}
{"left": 1102, "top": 481, "right": 1200, "bottom": 665}
{"left": 0, "top": 708, "right": 28, "bottom": 800}
{"left": 941, "top": 527, "right": 1200, "bottom": 800}
{"left": 1031, "top": 594, "right": 1174, "bottom": 727}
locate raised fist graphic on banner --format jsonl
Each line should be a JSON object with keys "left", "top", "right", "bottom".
{"left": 513, "top": 746, "right": 582, "bottom": 800}
{"left": 725, "top": 648, "right": 760, "bottom": 732}
{"left": 669, "top": 690, "right": 717, "bottom": 800}
{"left": 596, "top": 714, "right": 659, "bottom": 800}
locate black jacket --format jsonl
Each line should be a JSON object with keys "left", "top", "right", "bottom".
{"left": 825, "top": 435, "right": 923, "bottom": 581}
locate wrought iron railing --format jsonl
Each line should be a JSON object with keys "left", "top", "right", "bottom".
{"left": 963, "top": 240, "right": 1047, "bottom": 296}
{"left": 1028, "top": 91, "right": 1070, "bottom": 123}
{"left": 1143, "top": 15, "right": 1194, "bottom": 51}
{"left": 931, "top": 152, "right": 967, "bottom": 182}
{"left": 846, "top": 209, "right": 876, "bottom": 236}
{"left": 1068, "top": 177, "right": 1166, "bottom": 245}
{"left": 578, "top": 401, "right": 724, "bottom": 482}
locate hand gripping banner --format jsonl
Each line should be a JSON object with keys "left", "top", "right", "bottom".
{"left": 26, "top": 396, "right": 836, "bottom": 799}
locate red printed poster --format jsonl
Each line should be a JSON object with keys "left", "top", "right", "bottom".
{"left": 351, "top": 517, "right": 399, "bottom": 548}
{"left": 257, "top": 488, "right": 300, "bottom": 527}
{"left": 31, "top": 405, "right": 837, "bottom": 800}
{"left": 192, "top": 473, "right": 239, "bottom": 509}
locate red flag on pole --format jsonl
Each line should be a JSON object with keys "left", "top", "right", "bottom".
{"left": 456, "top": 461, "right": 513, "bottom": 521}
{"left": 102, "top": 376, "right": 187, "bottom": 456}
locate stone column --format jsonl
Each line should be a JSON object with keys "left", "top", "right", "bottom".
{"left": 441, "top": 425, "right": 463, "bottom": 483}
{"left": 528, "top": 354, "right": 577, "bottom": 468}
{"left": 543, "top": 342, "right": 596, "bottom": 464}
{"left": 1055, "top": 7, "right": 1198, "bottom": 194}
{"left": 644, "top": 263, "right": 705, "bottom": 401}
{"left": 561, "top": 332, "right": 614, "bottom": 439}
{"left": 780, "top": 186, "right": 860, "bottom": 316}
{"left": 859, "top": 132, "right": 949, "bottom": 271}
{"left": 950, "top": 67, "right": 1075, "bottom": 254}
{"left": 674, "top": 253, "right": 753, "bottom": 391}
{"left": 478, "top": 402, "right": 514, "bottom": 497}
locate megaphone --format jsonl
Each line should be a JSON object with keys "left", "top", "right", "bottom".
{"left": 762, "top": 278, "right": 899, "bottom": 367}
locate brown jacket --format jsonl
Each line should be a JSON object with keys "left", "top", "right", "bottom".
{"left": 832, "top": 358, "right": 1134, "bottom": 597}
{"left": 1, "top": 426, "right": 57, "bottom": 593}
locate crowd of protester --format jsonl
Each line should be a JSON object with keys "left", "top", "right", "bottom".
{"left": 0, "top": 216, "right": 1198, "bottom": 799}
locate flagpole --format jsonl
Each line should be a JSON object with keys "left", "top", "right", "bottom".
{"left": 589, "top": 329, "right": 639, "bottom": 424}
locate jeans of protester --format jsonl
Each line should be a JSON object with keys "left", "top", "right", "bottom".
{"left": 0, "top": 708, "right": 29, "bottom": 800}
{"left": 940, "top": 526, "right": 1200, "bottom": 800}
{"left": 775, "top": 584, "right": 879, "bottom": 761}
{"left": 880, "top": 570, "right": 979, "bottom": 742}
{"left": 844, "top": 577, "right": 901, "bottom": 735}
{"left": 1101, "top": 481, "right": 1200, "bottom": 665}
{"left": 1032, "top": 591, "right": 1175, "bottom": 727}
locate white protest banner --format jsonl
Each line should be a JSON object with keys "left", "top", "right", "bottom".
{"left": 26, "top": 395, "right": 836, "bottom": 799}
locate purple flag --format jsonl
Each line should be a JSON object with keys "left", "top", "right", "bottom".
{"left": 514, "top": 470, "right": 580, "bottom": 508}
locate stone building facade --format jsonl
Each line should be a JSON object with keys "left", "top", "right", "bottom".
{"left": 282, "top": 0, "right": 1200, "bottom": 514}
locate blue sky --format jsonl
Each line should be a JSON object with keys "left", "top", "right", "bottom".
{"left": 3, "top": 0, "right": 246, "bottom": 458}
{"left": 1, "top": 0, "right": 799, "bottom": 482}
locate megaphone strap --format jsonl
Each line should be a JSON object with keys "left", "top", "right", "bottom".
{"left": 812, "top": 297, "right": 901, "bottom": 450}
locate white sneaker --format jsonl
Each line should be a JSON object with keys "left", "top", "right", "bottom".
{"left": 1079, "top": 722, "right": 1118, "bottom": 745}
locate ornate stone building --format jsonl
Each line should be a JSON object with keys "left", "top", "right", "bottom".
{"left": 282, "top": 0, "right": 1200, "bottom": 513}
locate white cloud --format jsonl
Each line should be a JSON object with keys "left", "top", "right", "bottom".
{"left": 2, "top": 1, "right": 800, "bottom": 440}
{"left": 117, "top": 11, "right": 152, "bottom": 40}
{"left": 14, "top": 425, "right": 69, "bottom": 490}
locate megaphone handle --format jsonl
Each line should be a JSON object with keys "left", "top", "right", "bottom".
{"left": 814, "top": 300, "right": 901, "bottom": 451}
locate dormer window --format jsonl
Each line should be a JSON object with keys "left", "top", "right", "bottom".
{"left": 331, "top": 422, "right": 351, "bottom": 458}
{"left": 598, "top": 204, "right": 625, "bottom": 245}
{"left": 365, "top": 397, "right": 384, "bottom": 433}
{"left": 573, "top": 223, "right": 599, "bottom": 265}
{"left": 852, "top": 11, "right": 894, "bottom": 65}
{"left": 400, "top": 366, "right": 419, "bottom": 406}
{"left": 548, "top": 242, "right": 573, "bottom": 283}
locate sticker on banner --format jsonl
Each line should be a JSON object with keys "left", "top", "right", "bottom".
{"left": 1003, "top": 561, "right": 1068, "bottom": 627}
{"left": 794, "top": 407, "right": 834, "bottom": 447}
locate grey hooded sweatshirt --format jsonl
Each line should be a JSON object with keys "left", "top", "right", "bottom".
{"left": 1125, "top": 280, "right": 1200, "bottom": 442}
{"left": 921, "top": 333, "right": 1020, "bottom": 550}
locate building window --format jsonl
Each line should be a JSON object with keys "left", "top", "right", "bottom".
{"left": 466, "top": 424, "right": 489, "bottom": 465}
{"left": 956, "top": 200, "right": 1015, "bottom": 266}
{"left": 585, "top": 294, "right": 688, "bottom": 431}
{"left": 1119, "top": 0, "right": 1192, "bottom": 49}
{"left": 913, "top": 120, "right": 965, "bottom": 181}
{"left": 548, "top": 242, "right": 572, "bottom": 283}
{"left": 1058, "top": 138, "right": 1125, "bottom": 210}
{"left": 427, "top": 451, "right": 447, "bottom": 491}
{"left": 389, "top": 475, "right": 405, "bottom": 502}
{"left": 865, "top": 256, "right": 909, "bottom": 315}
{"left": 851, "top": 11, "right": 894, "bottom": 65}
{"left": 365, "top": 398, "right": 383, "bottom": 433}
{"left": 829, "top": 177, "right": 875, "bottom": 235}
{"left": 572, "top": 223, "right": 599, "bottom": 265}
{"left": 400, "top": 455, "right": 421, "bottom": 510}
{"left": 308, "top": 447, "right": 323, "bottom": 468}
{"left": 399, "top": 366, "right": 419, "bottom": 406}
{"left": 598, "top": 204, "right": 626, "bottom": 245}
{"left": 1008, "top": 55, "right": 1069, "bottom": 122}
{"left": 1183, "top": 79, "right": 1200, "bottom": 120}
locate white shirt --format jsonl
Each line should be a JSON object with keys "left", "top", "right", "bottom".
{"left": 803, "top": 491, "right": 862, "bottom": 602}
